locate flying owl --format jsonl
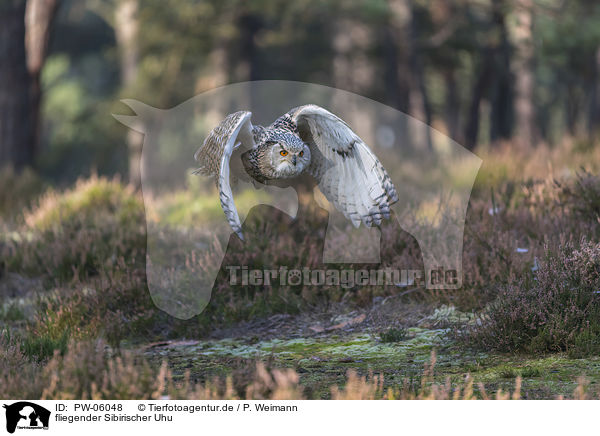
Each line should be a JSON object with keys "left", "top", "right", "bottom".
{"left": 193, "top": 104, "right": 398, "bottom": 240}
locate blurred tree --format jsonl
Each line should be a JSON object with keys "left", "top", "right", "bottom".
{"left": 428, "top": 0, "right": 463, "bottom": 142}
{"left": 8, "top": 0, "right": 600, "bottom": 182}
{"left": 88, "top": 0, "right": 142, "bottom": 187}
{"left": 510, "top": 0, "right": 536, "bottom": 148}
{"left": 387, "top": 0, "right": 433, "bottom": 149}
{"left": 407, "top": 1, "right": 433, "bottom": 144}
{"left": 488, "top": 0, "right": 512, "bottom": 145}
{"left": 591, "top": 45, "right": 600, "bottom": 141}
{"left": 114, "top": 0, "right": 142, "bottom": 188}
{"left": 0, "top": 0, "right": 58, "bottom": 170}
{"left": 26, "top": 0, "right": 59, "bottom": 155}
{"left": 0, "top": 0, "right": 33, "bottom": 169}
{"left": 463, "top": 0, "right": 513, "bottom": 149}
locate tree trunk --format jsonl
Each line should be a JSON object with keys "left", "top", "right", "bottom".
{"left": 407, "top": 3, "right": 433, "bottom": 150}
{"left": 382, "top": 25, "right": 409, "bottom": 114}
{"left": 332, "top": 18, "right": 375, "bottom": 95}
{"left": 587, "top": 45, "right": 600, "bottom": 142}
{"left": 0, "top": 0, "right": 34, "bottom": 170}
{"left": 330, "top": 18, "right": 377, "bottom": 146}
{"left": 382, "top": 18, "right": 411, "bottom": 147}
{"left": 511, "top": 0, "right": 536, "bottom": 148}
{"left": 26, "top": 0, "right": 58, "bottom": 158}
{"left": 385, "top": 0, "right": 412, "bottom": 115}
{"left": 387, "top": 0, "right": 432, "bottom": 150}
{"left": 443, "top": 68, "right": 461, "bottom": 142}
{"left": 238, "top": 12, "right": 262, "bottom": 83}
{"left": 464, "top": 47, "right": 494, "bottom": 150}
{"left": 114, "top": 0, "right": 142, "bottom": 188}
{"left": 234, "top": 10, "right": 262, "bottom": 109}
{"left": 565, "top": 84, "right": 580, "bottom": 136}
{"left": 489, "top": 0, "right": 512, "bottom": 144}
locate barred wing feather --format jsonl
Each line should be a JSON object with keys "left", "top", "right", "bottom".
{"left": 193, "top": 111, "right": 255, "bottom": 240}
{"left": 289, "top": 104, "right": 398, "bottom": 227}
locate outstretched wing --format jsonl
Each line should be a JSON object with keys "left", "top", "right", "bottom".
{"left": 193, "top": 111, "right": 255, "bottom": 240}
{"left": 289, "top": 104, "right": 398, "bottom": 227}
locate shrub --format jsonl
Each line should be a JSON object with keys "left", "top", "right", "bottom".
{"left": 4, "top": 176, "right": 145, "bottom": 283}
{"left": 465, "top": 240, "right": 600, "bottom": 356}
{"left": 458, "top": 170, "right": 600, "bottom": 311}
{"left": 556, "top": 169, "right": 600, "bottom": 227}
{"left": 0, "top": 303, "right": 25, "bottom": 322}
{"left": 23, "top": 264, "right": 179, "bottom": 348}
{"left": 0, "top": 166, "right": 43, "bottom": 221}
{"left": 0, "top": 339, "right": 163, "bottom": 399}
{"left": 21, "top": 330, "right": 70, "bottom": 362}
{"left": 24, "top": 176, "right": 141, "bottom": 232}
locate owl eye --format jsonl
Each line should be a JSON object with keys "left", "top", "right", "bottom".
{"left": 299, "top": 151, "right": 304, "bottom": 157}
{"left": 280, "top": 150, "right": 288, "bottom": 157}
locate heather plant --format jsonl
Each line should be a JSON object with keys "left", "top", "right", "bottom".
{"left": 465, "top": 240, "right": 600, "bottom": 356}
{"left": 555, "top": 169, "right": 600, "bottom": 227}
{"left": 0, "top": 339, "right": 530, "bottom": 400}
{"left": 19, "top": 261, "right": 195, "bottom": 351}
{"left": 7, "top": 167, "right": 600, "bottom": 368}
{"left": 3, "top": 176, "right": 146, "bottom": 283}
{"left": 24, "top": 176, "right": 142, "bottom": 232}
{"left": 458, "top": 169, "right": 600, "bottom": 311}
{"left": 201, "top": 195, "right": 426, "bottom": 323}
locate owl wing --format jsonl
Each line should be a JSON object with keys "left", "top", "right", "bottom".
{"left": 289, "top": 104, "right": 398, "bottom": 227}
{"left": 193, "top": 111, "right": 256, "bottom": 240}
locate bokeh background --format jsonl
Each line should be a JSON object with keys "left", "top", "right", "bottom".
{"left": 5, "top": 0, "right": 600, "bottom": 400}
{"left": 2, "top": 0, "right": 600, "bottom": 183}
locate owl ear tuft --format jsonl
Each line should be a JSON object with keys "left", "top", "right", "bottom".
{"left": 112, "top": 99, "right": 160, "bottom": 132}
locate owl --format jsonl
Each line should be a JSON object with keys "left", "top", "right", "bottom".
{"left": 193, "top": 104, "right": 398, "bottom": 240}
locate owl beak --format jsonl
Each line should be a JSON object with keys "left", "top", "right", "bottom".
{"left": 292, "top": 155, "right": 297, "bottom": 166}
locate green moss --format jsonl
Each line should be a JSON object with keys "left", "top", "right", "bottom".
{"left": 380, "top": 327, "right": 407, "bottom": 343}
{"left": 0, "top": 303, "right": 25, "bottom": 322}
{"left": 139, "top": 327, "right": 600, "bottom": 399}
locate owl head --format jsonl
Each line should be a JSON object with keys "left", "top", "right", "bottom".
{"left": 264, "top": 130, "right": 311, "bottom": 178}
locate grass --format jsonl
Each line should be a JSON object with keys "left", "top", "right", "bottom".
{"left": 0, "top": 166, "right": 43, "bottom": 221}
{"left": 21, "top": 330, "right": 70, "bottom": 362}
{"left": 1, "top": 337, "right": 596, "bottom": 400}
{"left": 0, "top": 303, "right": 25, "bottom": 322}
{"left": 379, "top": 327, "right": 408, "bottom": 343}
{"left": 3, "top": 137, "right": 600, "bottom": 398}
{"left": 1, "top": 328, "right": 69, "bottom": 363}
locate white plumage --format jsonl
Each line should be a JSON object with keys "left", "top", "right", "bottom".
{"left": 193, "top": 104, "right": 398, "bottom": 239}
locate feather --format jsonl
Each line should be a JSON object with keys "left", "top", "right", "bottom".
{"left": 290, "top": 104, "right": 398, "bottom": 228}
{"left": 193, "top": 111, "right": 255, "bottom": 240}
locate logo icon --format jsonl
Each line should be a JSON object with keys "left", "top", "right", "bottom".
{"left": 114, "top": 81, "right": 481, "bottom": 319}
{"left": 3, "top": 402, "right": 50, "bottom": 434}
